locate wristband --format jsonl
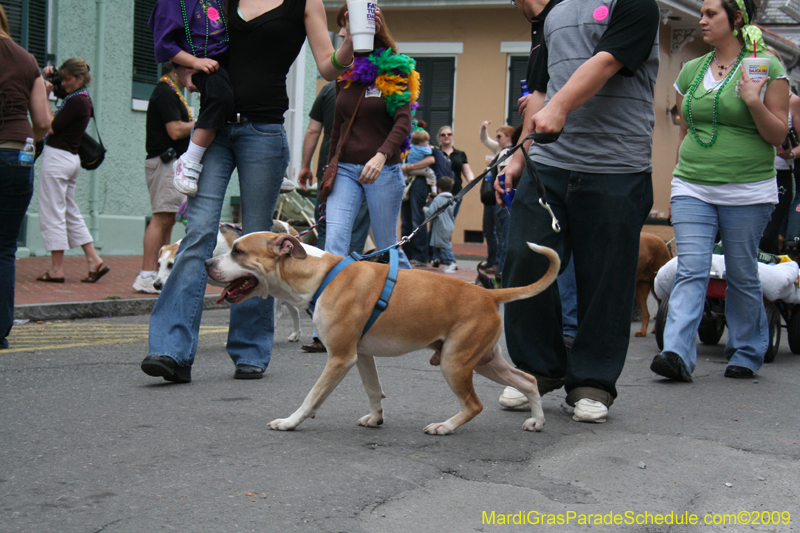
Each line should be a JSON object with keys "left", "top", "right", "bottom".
{"left": 331, "top": 49, "right": 354, "bottom": 71}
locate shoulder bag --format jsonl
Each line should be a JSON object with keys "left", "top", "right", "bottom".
{"left": 318, "top": 88, "right": 366, "bottom": 202}
{"left": 79, "top": 109, "right": 106, "bottom": 171}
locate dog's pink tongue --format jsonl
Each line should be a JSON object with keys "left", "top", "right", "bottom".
{"left": 216, "top": 285, "right": 233, "bottom": 304}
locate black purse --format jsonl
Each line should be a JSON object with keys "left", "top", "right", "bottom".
{"left": 79, "top": 109, "right": 106, "bottom": 170}
{"left": 480, "top": 154, "right": 499, "bottom": 206}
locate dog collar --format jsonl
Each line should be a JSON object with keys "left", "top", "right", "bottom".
{"left": 308, "top": 247, "right": 399, "bottom": 337}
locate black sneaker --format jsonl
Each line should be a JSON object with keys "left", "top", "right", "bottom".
{"left": 141, "top": 355, "right": 191, "bottom": 383}
{"left": 650, "top": 352, "right": 693, "bottom": 382}
{"left": 234, "top": 364, "right": 265, "bottom": 380}
{"left": 724, "top": 365, "right": 755, "bottom": 379}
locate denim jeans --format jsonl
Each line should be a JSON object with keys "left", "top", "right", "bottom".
{"left": 148, "top": 122, "right": 289, "bottom": 369}
{"left": 400, "top": 176, "right": 429, "bottom": 263}
{"left": 432, "top": 245, "right": 455, "bottom": 265}
{"left": 495, "top": 205, "right": 510, "bottom": 272}
{"left": 0, "top": 150, "right": 35, "bottom": 349}
{"left": 665, "top": 196, "right": 773, "bottom": 374}
{"left": 557, "top": 257, "right": 578, "bottom": 338}
{"left": 503, "top": 164, "right": 652, "bottom": 406}
{"left": 315, "top": 195, "right": 370, "bottom": 254}
{"left": 325, "top": 161, "right": 410, "bottom": 269}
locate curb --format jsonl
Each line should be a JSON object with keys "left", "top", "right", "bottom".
{"left": 14, "top": 295, "right": 230, "bottom": 322}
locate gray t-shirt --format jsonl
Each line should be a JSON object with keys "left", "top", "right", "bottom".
{"left": 529, "top": 0, "right": 660, "bottom": 174}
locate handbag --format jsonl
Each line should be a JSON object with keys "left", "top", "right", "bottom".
{"left": 783, "top": 126, "right": 799, "bottom": 151}
{"left": 78, "top": 109, "right": 106, "bottom": 170}
{"left": 480, "top": 155, "right": 499, "bottom": 206}
{"left": 318, "top": 88, "right": 366, "bottom": 202}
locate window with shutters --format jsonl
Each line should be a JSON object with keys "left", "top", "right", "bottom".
{"left": 132, "top": 0, "right": 159, "bottom": 100}
{"left": 4, "top": 0, "right": 48, "bottom": 68}
{"left": 507, "top": 55, "right": 528, "bottom": 128}
{"left": 410, "top": 56, "right": 455, "bottom": 139}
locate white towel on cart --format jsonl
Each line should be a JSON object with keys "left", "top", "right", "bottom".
{"left": 655, "top": 255, "right": 800, "bottom": 304}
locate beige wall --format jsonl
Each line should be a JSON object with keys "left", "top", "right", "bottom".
{"left": 322, "top": 8, "right": 710, "bottom": 243}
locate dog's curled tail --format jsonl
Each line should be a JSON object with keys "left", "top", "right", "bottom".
{"left": 491, "top": 243, "right": 560, "bottom": 305}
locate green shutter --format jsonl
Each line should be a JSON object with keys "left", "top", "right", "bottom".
{"left": 411, "top": 56, "right": 455, "bottom": 139}
{"left": 507, "top": 55, "right": 528, "bottom": 128}
{"left": 132, "top": 0, "right": 159, "bottom": 100}
{"left": 4, "top": 0, "right": 48, "bottom": 67}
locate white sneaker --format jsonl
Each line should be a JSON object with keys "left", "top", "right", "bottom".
{"left": 280, "top": 177, "right": 295, "bottom": 193}
{"left": 499, "top": 386, "right": 530, "bottom": 410}
{"left": 174, "top": 156, "right": 202, "bottom": 197}
{"left": 572, "top": 398, "right": 608, "bottom": 423}
{"left": 444, "top": 263, "right": 458, "bottom": 273}
{"left": 132, "top": 273, "right": 160, "bottom": 294}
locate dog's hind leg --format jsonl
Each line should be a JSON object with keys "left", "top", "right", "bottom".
{"left": 268, "top": 352, "right": 358, "bottom": 431}
{"left": 355, "top": 353, "right": 384, "bottom": 428}
{"left": 474, "top": 343, "right": 545, "bottom": 432}
{"left": 286, "top": 302, "right": 301, "bottom": 342}
{"left": 424, "top": 345, "right": 486, "bottom": 435}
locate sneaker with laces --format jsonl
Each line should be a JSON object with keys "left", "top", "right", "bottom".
{"left": 499, "top": 386, "right": 530, "bottom": 410}
{"left": 444, "top": 263, "right": 458, "bottom": 273}
{"left": 174, "top": 156, "right": 202, "bottom": 197}
{"left": 132, "top": 272, "right": 160, "bottom": 294}
{"left": 572, "top": 398, "right": 608, "bottom": 423}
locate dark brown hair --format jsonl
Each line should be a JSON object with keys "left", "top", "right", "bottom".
{"left": 720, "top": 0, "right": 760, "bottom": 35}
{"left": 336, "top": 3, "right": 398, "bottom": 54}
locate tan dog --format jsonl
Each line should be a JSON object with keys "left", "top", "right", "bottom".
{"left": 155, "top": 222, "right": 303, "bottom": 342}
{"left": 634, "top": 232, "right": 672, "bottom": 337}
{"left": 206, "top": 232, "right": 560, "bottom": 435}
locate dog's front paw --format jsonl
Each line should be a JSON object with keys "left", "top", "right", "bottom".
{"left": 423, "top": 422, "right": 454, "bottom": 435}
{"left": 287, "top": 332, "right": 301, "bottom": 342}
{"left": 268, "top": 418, "right": 298, "bottom": 431}
{"left": 522, "top": 417, "right": 545, "bottom": 432}
{"left": 356, "top": 413, "right": 384, "bottom": 427}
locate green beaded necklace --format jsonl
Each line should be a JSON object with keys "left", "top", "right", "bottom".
{"left": 685, "top": 47, "right": 745, "bottom": 148}
{"left": 179, "top": 0, "right": 229, "bottom": 59}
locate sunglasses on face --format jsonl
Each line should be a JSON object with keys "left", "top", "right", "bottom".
{"left": 440, "top": 133, "right": 452, "bottom": 137}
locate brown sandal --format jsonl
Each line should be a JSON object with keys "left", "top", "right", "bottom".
{"left": 36, "top": 272, "right": 65, "bottom": 283}
{"left": 81, "top": 264, "right": 110, "bottom": 283}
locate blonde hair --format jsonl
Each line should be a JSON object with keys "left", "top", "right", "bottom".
{"left": 0, "top": 5, "right": 10, "bottom": 39}
{"left": 411, "top": 129, "right": 430, "bottom": 145}
{"left": 59, "top": 58, "right": 92, "bottom": 88}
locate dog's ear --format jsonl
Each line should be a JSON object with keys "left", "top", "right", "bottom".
{"left": 272, "top": 234, "right": 307, "bottom": 259}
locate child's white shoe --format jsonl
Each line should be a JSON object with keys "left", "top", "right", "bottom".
{"left": 174, "top": 156, "right": 202, "bottom": 197}
{"left": 444, "top": 263, "right": 458, "bottom": 273}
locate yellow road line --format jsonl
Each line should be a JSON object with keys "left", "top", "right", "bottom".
{"left": 4, "top": 324, "right": 230, "bottom": 353}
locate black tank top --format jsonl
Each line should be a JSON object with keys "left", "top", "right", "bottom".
{"left": 228, "top": 0, "right": 307, "bottom": 123}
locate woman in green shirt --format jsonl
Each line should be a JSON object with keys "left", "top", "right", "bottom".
{"left": 651, "top": 0, "right": 789, "bottom": 382}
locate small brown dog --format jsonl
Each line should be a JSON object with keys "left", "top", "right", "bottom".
{"left": 206, "top": 232, "right": 560, "bottom": 435}
{"left": 634, "top": 232, "right": 672, "bottom": 337}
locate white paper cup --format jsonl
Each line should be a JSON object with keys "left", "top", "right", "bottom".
{"left": 347, "top": 0, "right": 377, "bottom": 52}
{"left": 742, "top": 57, "right": 770, "bottom": 83}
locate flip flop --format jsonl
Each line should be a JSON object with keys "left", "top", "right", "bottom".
{"left": 81, "top": 264, "right": 110, "bottom": 283}
{"left": 36, "top": 272, "right": 65, "bottom": 283}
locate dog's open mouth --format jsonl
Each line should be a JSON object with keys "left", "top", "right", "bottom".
{"left": 217, "top": 276, "right": 259, "bottom": 304}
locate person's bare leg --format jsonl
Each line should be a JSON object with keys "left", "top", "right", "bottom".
{"left": 48, "top": 250, "right": 65, "bottom": 278}
{"left": 142, "top": 213, "right": 176, "bottom": 271}
{"left": 81, "top": 242, "right": 103, "bottom": 272}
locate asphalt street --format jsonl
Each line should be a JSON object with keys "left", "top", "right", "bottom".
{"left": 1, "top": 296, "right": 799, "bottom": 533}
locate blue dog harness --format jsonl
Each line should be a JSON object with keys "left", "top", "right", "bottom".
{"left": 307, "top": 247, "right": 399, "bottom": 337}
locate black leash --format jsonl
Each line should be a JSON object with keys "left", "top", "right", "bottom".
{"left": 397, "top": 131, "right": 562, "bottom": 249}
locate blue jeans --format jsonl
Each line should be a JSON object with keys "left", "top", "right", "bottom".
{"left": 148, "top": 122, "right": 289, "bottom": 369}
{"left": 315, "top": 195, "right": 370, "bottom": 255}
{"left": 432, "top": 245, "right": 455, "bottom": 264}
{"left": 0, "top": 150, "right": 34, "bottom": 349}
{"left": 558, "top": 257, "right": 578, "bottom": 338}
{"left": 495, "top": 205, "right": 510, "bottom": 271}
{"left": 400, "top": 176, "right": 429, "bottom": 263}
{"left": 503, "top": 164, "right": 652, "bottom": 406}
{"left": 325, "top": 161, "right": 410, "bottom": 269}
{"left": 665, "top": 196, "right": 773, "bottom": 374}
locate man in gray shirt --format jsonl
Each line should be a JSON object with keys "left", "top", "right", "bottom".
{"left": 498, "top": 0, "right": 660, "bottom": 423}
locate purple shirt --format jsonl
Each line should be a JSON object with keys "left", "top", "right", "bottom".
{"left": 149, "top": 0, "right": 229, "bottom": 62}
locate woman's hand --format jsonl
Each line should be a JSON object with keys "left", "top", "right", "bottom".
{"left": 737, "top": 64, "right": 769, "bottom": 107}
{"left": 43, "top": 66, "right": 56, "bottom": 78}
{"left": 298, "top": 167, "right": 314, "bottom": 191}
{"left": 480, "top": 120, "right": 492, "bottom": 132}
{"left": 360, "top": 152, "right": 387, "bottom": 184}
{"left": 44, "top": 80, "right": 54, "bottom": 95}
{"left": 777, "top": 144, "right": 795, "bottom": 160}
